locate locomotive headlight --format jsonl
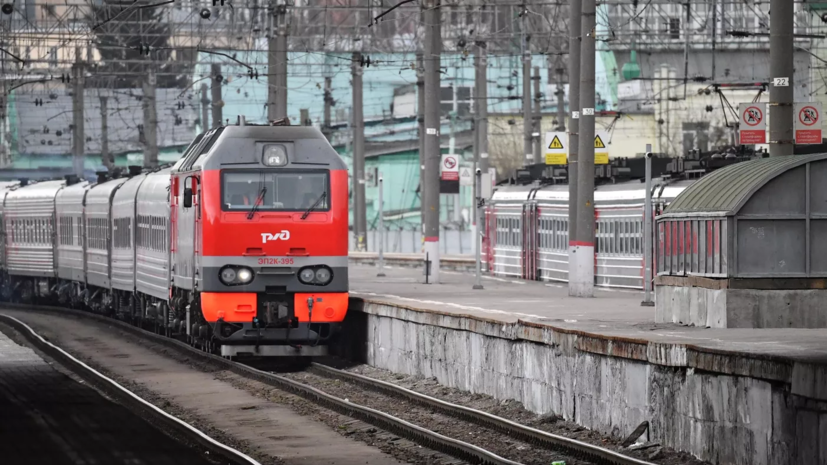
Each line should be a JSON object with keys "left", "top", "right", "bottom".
{"left": 219, "top": 266, "right": 254, "bottom": 285}
{"left": 314, "top": 267, "right": 332, "bottom": 285}
{"left": 262, "top": 144, "right": 288, "bottom": 166}
{"left": 236, "top": 267, "right": 253, "bottom": 284}
{"left": 219, "top": 267, "right": 237, "bottom": 284}
{"left": 298, "top": 268, "right": 316, "bottom": 284}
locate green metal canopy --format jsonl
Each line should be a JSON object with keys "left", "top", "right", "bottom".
{"left": 663, "top": 154, "right": 827, "bottom": 216}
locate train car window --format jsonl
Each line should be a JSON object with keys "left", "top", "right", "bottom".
{"left": 89, "top": 218, "right": 95, "bottom": 249}
{"left": 221, "top": 170, "right": 330, "bottom": 212}
{"left": 136, "top": 216, "right": 142, "bottom": 249}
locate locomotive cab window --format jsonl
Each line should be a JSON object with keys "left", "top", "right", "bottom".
{"left": 221, "top": 170, "right": 329, "bottom": 212}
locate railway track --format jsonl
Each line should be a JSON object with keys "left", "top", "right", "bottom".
{"left": 304, "top": 363, "right": 656, "bottom": 465}
{"left": 0, "top": 312, "right": 261, "bottom": 465}
{"left": 0, "top": 304, "right": 657, "bottom": 465}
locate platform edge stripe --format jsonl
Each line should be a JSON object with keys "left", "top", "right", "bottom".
{"left": 0, "top": 313, "right": 262, "bottom": 465}
{"left": 311, "top": 363, "right": 658, "bottom": 465}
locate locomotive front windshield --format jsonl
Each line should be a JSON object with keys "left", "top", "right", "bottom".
{"left": 222, "top": 170, "right": 329, "bottom": 211}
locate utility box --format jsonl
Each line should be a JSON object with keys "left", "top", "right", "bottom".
{"left": 655, "top": 154, "right": 827, "bottom": 328}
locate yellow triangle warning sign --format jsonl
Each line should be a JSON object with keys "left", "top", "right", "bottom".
{"left": 548, "top": 135, "right": 564, "bottom": 150}
{"left": 594, "top": 135, "right": 606, "bottom": 149}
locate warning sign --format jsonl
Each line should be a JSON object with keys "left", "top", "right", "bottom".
{"left": 594, "top": 132, "right": 609, "bottom": 165}
{"left": 440, "top": 154, "right": 459, "bottom": 181}
{"left": 549, "top": 135, "right": 564, "bottom": 150}
{"left": 738, "top": 103, "right": 767, "bottom": 145}
{"left": 459, "top": 166, "right": 473, "bottom": 186}
{"left": 795, "top": 102, "right": 823, "bottom": 144}
{"left": 544, "top": 132, "right": 567, "bottom": 165}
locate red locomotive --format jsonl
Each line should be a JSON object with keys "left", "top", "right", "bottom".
{"left": 1, "top": 122, "right": 350, "bottom": 358}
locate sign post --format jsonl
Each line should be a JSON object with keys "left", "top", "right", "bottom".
{"left": 642, "top": 144, "right": 654, "bottom": 307}
{"left": 738, "top": 103, "right": 767, "bottom": 144}
{"left": 544, "top": 132, "right": 567, "bottom": 165}
{"left": 795, "top": 102, "right": 823, "bottom": 144}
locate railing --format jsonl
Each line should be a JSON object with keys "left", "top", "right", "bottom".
{"left": 349, "top": 226, "right": 474, "bottom": 256}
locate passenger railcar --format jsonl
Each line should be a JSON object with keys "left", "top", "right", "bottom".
{"left": 1, "top": 122, "right": 349, "bottom": 358}
{"left": 484, "top": 179, "right": 694, "bottom": 290}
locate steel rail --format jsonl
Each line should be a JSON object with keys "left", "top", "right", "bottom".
{"left": 0, "top": 304, "right": 522, "bottom": 465}
{"left": 310, "top": 363, "right": 657, "bottom": 465}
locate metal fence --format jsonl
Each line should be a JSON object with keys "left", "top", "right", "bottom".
{"left": 349, "top": 227, "right": 473, "bottom": 255}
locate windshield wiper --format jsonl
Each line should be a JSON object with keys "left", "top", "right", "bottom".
{"left": 301, "top": 192, "right": 327, "bottom": 220}
{"left": 247, "top": 187, "right": 267, "bottom": 220}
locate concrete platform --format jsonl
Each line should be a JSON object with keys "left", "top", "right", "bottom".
{"left": 0, "top": 330, "right": 216, "bottom": 465}
{"left": 347, "top": 263, "right": 827, "bottom": 465}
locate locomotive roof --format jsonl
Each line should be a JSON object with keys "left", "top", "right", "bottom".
{"left": 175, "top": 125, "right": 347, "bottom": 172}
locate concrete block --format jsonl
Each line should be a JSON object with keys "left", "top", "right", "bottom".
{"left": 796, "top": 410, "right": 820, "bottom": 464}
{"left": 656, "top": 285, "right": 827, "bottom": 329}
{"left": 791, "top": 362, "right": 827, "bottom": 401}
{"left": 707, "top": 288, "right": 727, "bottom": 328}
{"left": 820, "top": 413, "right": 827, "bottom": 465}
{"left": 770, "top": 389, "right": 796, "bottom": 465}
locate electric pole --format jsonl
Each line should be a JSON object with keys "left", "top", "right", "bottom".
{"left": 200, "top": 83, "right": 209, "bottom": 132}
{"left": 100, "top": 96, "right": 111, "bottom": 171}
{"left": 417, "top": 52, "right": 426, "bottom": 230}
{"left": 523, "top": 49, "right": 533, "bottom": 165}
{"left": 769, "top": 0, "right": 794, "bottom": 156}
{"left": 352, "top": 51, "right": 367, "bottom": 251}
{"left": 567, "top": 0, "right": 582, "bottom": 293}
{"left": 556, "top": 66, "right": 565, "bottom": 131}
{"left": 71, "top": 55, "right": 85, "bottom": 178}
{"left": 473, "top": 42, "right": 489, "bottom": 260}
{"left": 211, "top": 64, "right": 223, "bottom": 128}
{"left": 142, "top": 66, "right": 158, "bottom": 169}
{"left": 571, "top": 0, "right": 595, "bottom": 298}
{"left": 323, "top": 76, "right": 332, "bottom": 138}
{"left": 475, "top": 42, "right": 489, "bottom": 176}
{"left": 0, "top": 82, "right": 6, "bottom": 167}
{"left": 533, "top": 65, "right": 542, "bottom": 163}
{"left": 422, "top": 0, "right": 442, "bottom": 282}
{"left": 268, "top": 0, "right": 289, "bottom": 121}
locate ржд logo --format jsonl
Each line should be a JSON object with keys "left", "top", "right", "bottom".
{"left": 261, "top": 231, "right": 290, "bottom": 243}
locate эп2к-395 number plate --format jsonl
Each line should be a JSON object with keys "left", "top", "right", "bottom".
{"left": 257, "top": 257, "right": 295, "bottom": 265}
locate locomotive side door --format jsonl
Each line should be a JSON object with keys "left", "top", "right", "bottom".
{"left": 191, "top": 170, "right": 202, "bottom": 292}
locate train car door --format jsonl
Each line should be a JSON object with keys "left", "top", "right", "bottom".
{"left": 521, "top": 200, "right": 539, "bottom": 281}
